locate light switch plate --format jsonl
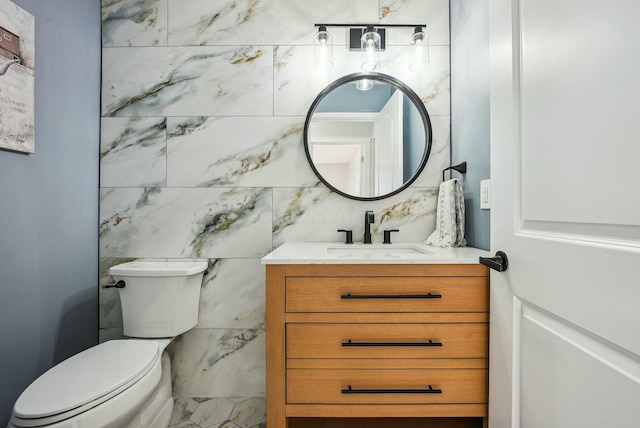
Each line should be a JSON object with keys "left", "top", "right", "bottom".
{"left": 480, "top": 179, "right": 491, "bottom": 210}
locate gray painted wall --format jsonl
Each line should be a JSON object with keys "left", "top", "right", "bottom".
{"left": 0, "top": 0, "right": 100, "bottom": 423}
{"left": 451, "top": 0, "right": 491, "bottom": 250}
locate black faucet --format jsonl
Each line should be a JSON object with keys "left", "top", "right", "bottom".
{"left": 364, "top": 210, "right": 375, "bottom": 244}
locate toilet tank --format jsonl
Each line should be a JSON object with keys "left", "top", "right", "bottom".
{"left": 109, "top": 260, "right": 208, "bottom": 338}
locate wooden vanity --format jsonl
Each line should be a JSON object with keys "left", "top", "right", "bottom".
{"left": 264, "top": 244, "right": 490, "bottom": 428}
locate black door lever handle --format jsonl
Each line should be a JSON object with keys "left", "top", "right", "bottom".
{"left": 479, "top": 251, "right": 509, "bottom": 272}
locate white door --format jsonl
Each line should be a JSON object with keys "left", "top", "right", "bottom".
{"left": 373, "top": 90, "right": 403, "bottom": 195}
{"left": 489, "top": 0, "right": 640, "bottom": 427}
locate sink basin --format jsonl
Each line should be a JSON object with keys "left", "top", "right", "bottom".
{"left": 327, "top": 245, "right": 431, "bottom": 255}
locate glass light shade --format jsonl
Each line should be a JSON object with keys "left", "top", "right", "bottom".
{"left": 314, "top": 26, "right": 333, "bottom": 69}
{"left": 409, "top": 28, "right": 429, "bottom": 70}
{"left": 355, "top": 79, "right": 373, "bottom": 91}
{"left": 360, "top": 28, "right": 381, "bottom": 71}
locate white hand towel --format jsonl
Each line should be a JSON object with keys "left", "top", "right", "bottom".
{"left": 426, "top": 178, "right": 466, "bottom": 247}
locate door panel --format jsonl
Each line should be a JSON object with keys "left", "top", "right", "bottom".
{"left": 519, "top": 0, "right": 640, "bottom": 227}
{"left": 509, "top": 238, "right": 640, "bottom": 355}
{"left": 520, "top": 303, "right": 640, "bottom": 426}
{"left": 489, "top": 0, "right": 640, "bottom": 426}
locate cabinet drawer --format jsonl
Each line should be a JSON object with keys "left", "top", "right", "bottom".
{"left": 286, "top": 277, "right": 488, "bottom": 313}
{"left": 287, "top": 323, "right": 487, "bottom": 359}
{"left": 287, "top": 369, "right": 487, "bottom": 404}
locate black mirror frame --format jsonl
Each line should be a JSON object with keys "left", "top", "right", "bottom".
{"left": 303, "top": 72, "right": 433, "bottom": 201}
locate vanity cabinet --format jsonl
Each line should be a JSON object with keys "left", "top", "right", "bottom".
{"left": 266, "top": 263, "right": 489, "bottom": 428}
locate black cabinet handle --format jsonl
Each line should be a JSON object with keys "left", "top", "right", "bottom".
{"left": 341, "top": 292, "right": 442, "bottom": 299}
{"left": 342, "top": 385, "right": 442, "bottom": 394}
{"left": 342, "top": 339, "right": 443, "bottom": 347}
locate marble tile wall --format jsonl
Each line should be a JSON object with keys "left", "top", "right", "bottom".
{"left": 100, "top": 0, "right": 450, "bottom": 426}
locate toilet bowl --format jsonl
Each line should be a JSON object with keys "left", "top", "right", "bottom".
{"left": 7, "top": 260, "right": 208, "bottom": 428}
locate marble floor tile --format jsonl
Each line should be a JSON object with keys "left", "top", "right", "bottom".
{"left": 170, "top": 396, "right": 200, "bottom": 427}
{"left": 172, "top": 422, "right": 203, "bottom": 428}
{"left": 169, "top": 396, "right": 266, "bottom": 428}
{"left": 228, "top": 398, "right": 266, "bottom": 428}
{"left": 189, "top": 398, "right": 235, "bottom": 428}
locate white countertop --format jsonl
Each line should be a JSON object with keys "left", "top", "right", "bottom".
{"left": 261, "top": 242, "right": 490, "bottom": 265}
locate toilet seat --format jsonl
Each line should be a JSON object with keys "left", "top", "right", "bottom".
{"left": 11, "top": 340, "right": 160, "bottom": 427}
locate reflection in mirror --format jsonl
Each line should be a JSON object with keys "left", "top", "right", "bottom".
{"left": 304, "top": 72, "right": 432, "bottom": 201}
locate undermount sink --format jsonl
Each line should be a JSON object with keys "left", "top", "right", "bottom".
{"left": 327, "top": 244, "right": 431, "bottom": 255}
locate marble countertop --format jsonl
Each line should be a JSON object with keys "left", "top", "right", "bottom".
{"left": 261, "top": 242, "right": 490, "bottom": 265}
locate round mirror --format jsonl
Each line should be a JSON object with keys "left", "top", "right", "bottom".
{"left": 304, "top": 72, "right": 432, "bottom": 201}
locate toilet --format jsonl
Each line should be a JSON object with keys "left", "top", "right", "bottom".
{"left": 7, "top": 260, "right": 208, "bottom": 428}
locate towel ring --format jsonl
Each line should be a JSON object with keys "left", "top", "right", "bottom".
{"left": 442, "top": 161, "right": 467, "bottom": 182}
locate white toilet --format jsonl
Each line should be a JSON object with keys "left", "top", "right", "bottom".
{"left": 7, "top": 260, "right": 208, "bottom": 428}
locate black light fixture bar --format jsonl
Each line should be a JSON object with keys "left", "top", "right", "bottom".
{"left": 314, "top": 23, "right": 426, "bottom": 28}
{"left": 315, "top": 24, "right": 426, "bottom": 51}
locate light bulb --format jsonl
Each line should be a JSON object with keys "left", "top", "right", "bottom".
{"left": 314, "top": 26, "right": 333, "bottom": 69}
{"left": 409, "top": 27, "right": 429, "bottom": 70}
{"left": 355, "top": 79, "right": 373, "bottom": 91}
{"left": 360, "top": 27, "right": 381, "bottom": 71}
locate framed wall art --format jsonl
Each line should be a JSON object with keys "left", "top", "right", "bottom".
{"left": 0, "top": 0, "right": 34, "bottom": 154}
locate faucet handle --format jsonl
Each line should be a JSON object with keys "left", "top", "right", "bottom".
{"left": 383, "top": 229, "right": 400, "bottom": 244}
{"left": 337, "top": 229, "right": 353, "bottom": 244}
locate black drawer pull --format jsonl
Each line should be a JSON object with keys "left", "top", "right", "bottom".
{"left": 342, "top": 385, "right": 442, "bottom": 394}
{"left": 340, "top": 293, "right": 442, "bottom": 299}
{"left": 342, "top": 339, "right": 443, "bottom": 347}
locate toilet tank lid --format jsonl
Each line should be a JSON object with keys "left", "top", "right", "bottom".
{"left": 109, "top": 260, "right": 208, "bottom": 277}
{"left": 13, "top": 340, "right": 160, "bottom": 419}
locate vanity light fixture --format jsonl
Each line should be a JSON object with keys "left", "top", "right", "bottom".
{"left": 314, "top": 23, "right": 427, "bottom": 71}
{"left": 409, "top": 26, "right": 429, "bottom": 69}
{"left": 361, "top": 26, "right": 381, "bottom": 71}
{"left": 313, "top": 25, "right": 333, "bottom": 69}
